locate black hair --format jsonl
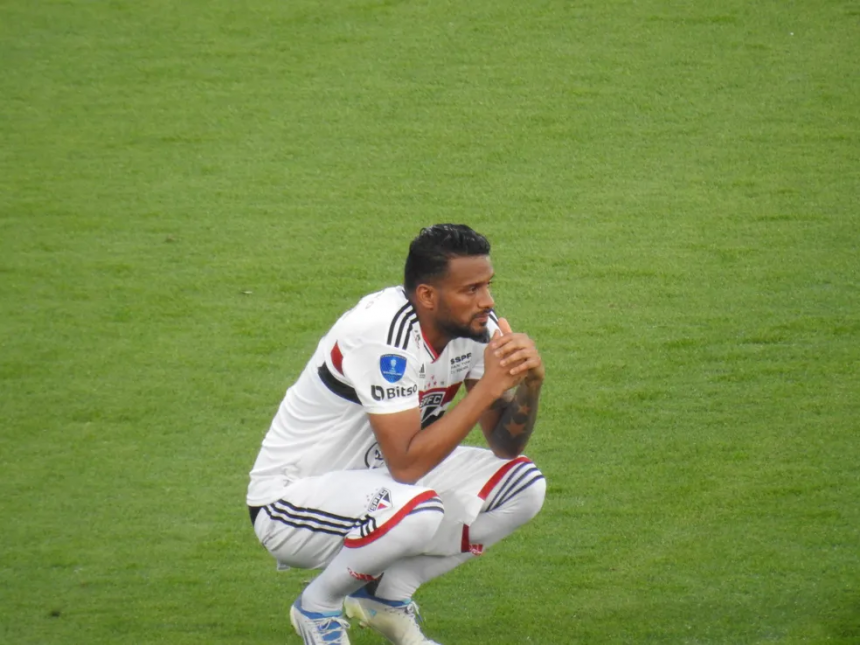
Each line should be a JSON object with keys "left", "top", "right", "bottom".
{"left": 403, "top": 224, "right": 491, "bottom": 292}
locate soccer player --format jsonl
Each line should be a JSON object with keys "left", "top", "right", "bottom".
{"left": 247, "top": 224, "right": 546, "bottom": 645}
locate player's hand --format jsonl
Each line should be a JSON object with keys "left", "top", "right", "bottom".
{"left": 489, "top": 318, "right": 545, "bottom": 386}
{"left": 481, "top": 325, "right": 527, "bottom": 398}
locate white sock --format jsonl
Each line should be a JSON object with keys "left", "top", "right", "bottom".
{"left": 372, "top": 552, "right": 472, "bottom": 601}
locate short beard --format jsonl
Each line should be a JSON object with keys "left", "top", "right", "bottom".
{"left": 438, "top": 317, "right": 491, "bottom": 344}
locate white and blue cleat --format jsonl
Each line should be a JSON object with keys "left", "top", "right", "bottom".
{"left": 344, "top": 588, "right": 441, "bottom": 645}
{"left": 290, "top": 599, "right": 351, "bottom": 644}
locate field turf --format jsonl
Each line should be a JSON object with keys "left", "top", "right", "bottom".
{"left": 1, "top": 1, "right": 858, "bottom": 643}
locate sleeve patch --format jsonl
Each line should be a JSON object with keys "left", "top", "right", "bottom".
{"left": 380, "top": 354, "right": 407, "bottom": 383}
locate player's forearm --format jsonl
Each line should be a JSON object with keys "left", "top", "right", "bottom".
{"left": 485, "top": 378, "right": 542, "bottom": 458}
{"left": 392, "top": 381, "right": 500, "bottom": 484}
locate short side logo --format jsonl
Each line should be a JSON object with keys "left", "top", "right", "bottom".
{"left": 380, "top": 354, "right": 407, "bottom": 383}
{"left": 368, "top": 488, "right": 392, "bottom": 512}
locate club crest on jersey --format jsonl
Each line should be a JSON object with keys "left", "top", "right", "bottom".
{"left": 380, "top": 354, "right": 407, "bottom": 383}
{"left": 368, "top": 488, "right": 392, "bottom": 513}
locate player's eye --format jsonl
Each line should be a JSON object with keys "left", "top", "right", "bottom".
{"left": 467, "top": 280, "right": 492, "bottom": 294}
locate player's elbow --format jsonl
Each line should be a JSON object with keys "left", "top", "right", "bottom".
{"left": 488, "top": 432, "right": 529, "bottom": 460}
{"left": 388, "top": 466, "right": 423, "bottom": 485}
{"left": 386, "top": 457, "right": 428, "bottom": 484}
{"left": 490, "top": 445, "right": 523, "bottom": 460}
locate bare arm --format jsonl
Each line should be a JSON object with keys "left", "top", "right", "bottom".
{"left": 467, "top": 377, "right": 543, "bottom": 459}
{"left": 368, "top": 378, "right": 500, "bottom": 484}
{"left": 369, "top": 326, "right": 526, "bottom": 483}
{"left": 467, "top": 317, "right": 545, "bottom": 459}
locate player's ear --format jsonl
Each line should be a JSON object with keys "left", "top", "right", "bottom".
{"left": 414, "top": 284, "right": 437, "bottom": 311}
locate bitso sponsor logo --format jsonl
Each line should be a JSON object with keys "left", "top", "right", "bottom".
{"left": 371, "top": 383, "right": 418, "bottom": 401}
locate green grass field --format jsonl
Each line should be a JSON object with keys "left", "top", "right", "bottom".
{"left": 2, "top": 1, "right": 858, "bottom": 643}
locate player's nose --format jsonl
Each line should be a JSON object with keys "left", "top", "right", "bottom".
{"left": 479, "top": 289, "right": 494, "bottom": 309}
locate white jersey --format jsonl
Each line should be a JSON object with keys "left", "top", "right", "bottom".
{"left": 247, "top": 286, "right": 500, "bottom": 506}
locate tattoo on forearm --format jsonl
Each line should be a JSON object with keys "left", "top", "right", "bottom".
{"left": 490, "top": 393, "right": 513, "bottom": 411}
{"left": 490, "top": 382, "right": 541, "bottom": 456}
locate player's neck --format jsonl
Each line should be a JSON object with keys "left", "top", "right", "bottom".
{"left": 406, "top": 294, "right": 451, "bottom": 356}
{"left": 418, "top": 320, "right": 450, "bottom": 357}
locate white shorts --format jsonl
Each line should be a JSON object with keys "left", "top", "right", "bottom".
{"left": 251, "top": 446, "right": 537, "bottom": 570}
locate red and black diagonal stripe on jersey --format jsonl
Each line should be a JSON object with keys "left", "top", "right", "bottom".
{"left": 317, "top": 341, "right": 361, "bottom": 404}
{"left": 387, "top": 302, "right": 418, "bottom": 350}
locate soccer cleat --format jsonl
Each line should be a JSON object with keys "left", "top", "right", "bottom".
{"left": 344, "top": 589, "right": 441, "bottom": 645}
{"left": 290, "top": 599, "right": 351, "bottom": 644}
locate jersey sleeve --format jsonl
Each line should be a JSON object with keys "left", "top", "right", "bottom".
{"left": 464, "top": 315, "right": 501, "bottom": 381}
{"left": 341, "top": 340, "right": 420, "bottom": 414}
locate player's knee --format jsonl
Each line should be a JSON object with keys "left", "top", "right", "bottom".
{"left": 518, "top": 470, "right": 546, "bottom": 523}
{"left": 401, "top": 490, "right": 446, "bottom": 543}
{"left": 496, "top": 464, "right": 546, "bottom": 526}
{"left": 390, "top": 490, "right": 446, "bottom": 556}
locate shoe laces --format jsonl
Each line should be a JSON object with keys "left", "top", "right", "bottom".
{"left": 391, "top": 601, "right": 425, "bottom": 630}
{"left": 404, "top": 602, "right": 423, "bottom": 623}
{"left": 312, "top": 615, "right": 350, "bottom": 643}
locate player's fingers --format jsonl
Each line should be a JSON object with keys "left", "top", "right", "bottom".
{"left": 490, "top": 332, "right": 517, "bottom": 351}
{"left": 495, "top": 335, "right": 534, "bottom": 358}
{"left": 509, "top": 355, "right": 542, "bottom": 376}
{"left": 498, "top": 317, "right": 514, "bottom": 335}
{"left": 499, "top": 346, "right": 537, "bottom": 367}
